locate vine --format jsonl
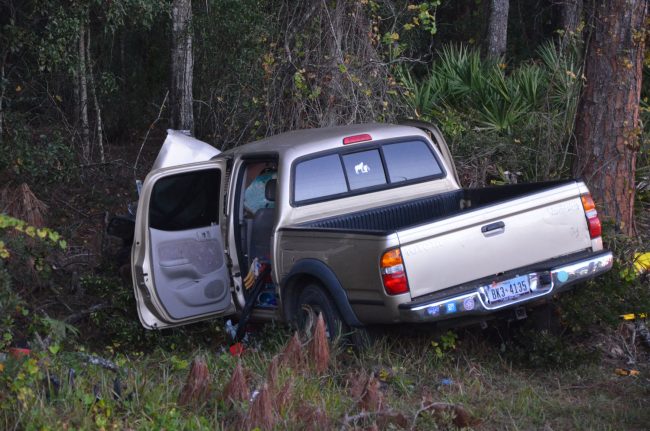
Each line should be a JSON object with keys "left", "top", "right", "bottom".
{"left": 0, "top": 214, "right": 67, "bottom": 259}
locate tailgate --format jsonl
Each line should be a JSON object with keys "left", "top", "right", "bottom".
{"left": 398, "top": 182, "right": 593, "bottom": 299}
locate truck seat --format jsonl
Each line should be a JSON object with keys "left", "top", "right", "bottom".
{"left": 248, "top": 179, "right": 276, "bottom": 261}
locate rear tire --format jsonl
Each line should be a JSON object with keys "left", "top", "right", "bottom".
{"left": 295, "top": 284, "right": 369, "bottom": 349}
{"left": 296, "top": 284, "right": 344, "bottom": 340}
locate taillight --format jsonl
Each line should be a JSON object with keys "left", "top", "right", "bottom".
{"left": 343, "top": 134, "right": 372, "bottom": 145}
{"left": 581, "top": 194, "right": 602, "bottom": 238}
{"left": 380, "top": 248, "right": 409, "bottom": 295}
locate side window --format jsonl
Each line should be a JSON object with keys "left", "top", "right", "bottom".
{"left": 149, "top": 169, "right": 221, "bottom": 231}
{"left": 342, "top": 149, "right": 387, "bottom": 190}
{"left": 383, "top": 140, "right": 442, "bottom": 183}
{"left": 294, "top": 154, "right": 347, "bottom": 202}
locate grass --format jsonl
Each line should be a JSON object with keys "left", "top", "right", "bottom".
{"left": 2, "top": 322, "right": 649, "bottom": 430}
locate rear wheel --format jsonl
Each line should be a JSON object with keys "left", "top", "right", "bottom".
{"left": 296, "top": 284, "right": 343, "bottom": 340}
{"left": 295, "top": 284, "right": 369, "bottom": 348}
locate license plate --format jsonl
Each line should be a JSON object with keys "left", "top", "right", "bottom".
{"left": 484, "top": 275, "right": 530, "bottom": 304}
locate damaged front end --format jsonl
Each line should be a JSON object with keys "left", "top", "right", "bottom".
{"left": 105, "top": 130, "right": 220, "bottom": 270}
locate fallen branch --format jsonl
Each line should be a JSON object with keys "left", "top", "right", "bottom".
{"left": 77, "top": 353, "right": 120, "bottom": 372}
{"left": 78, "top": 159, "right": 128, "bottom": 168}
{"left": 65, "top": 303, "right": 111, "bottom": 324}
{"left": 636, "top": 321, "right": 650, "bottom": 349}
{"left": 133, "top": 91, "right": 168, "bottom": 177}
{"left": 55, "top": 198, "right": 90, "bottom": 218}
{"left": 339, "top": 409, "right": 408, "bottom": 430}
{"left": 411, "top": 401, "right": 481, "bottom": 429}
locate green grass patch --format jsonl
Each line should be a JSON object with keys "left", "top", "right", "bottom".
{"left": 2, "top": 327, "right": 649, "bottom": 430}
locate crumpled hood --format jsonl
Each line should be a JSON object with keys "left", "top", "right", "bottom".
{"left": 151, "top": 130, "right": 220, "bottom": 170}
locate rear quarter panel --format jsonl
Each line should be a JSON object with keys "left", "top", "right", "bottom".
{"left": 276, "top": 229, "right": 408, "bottom": 323}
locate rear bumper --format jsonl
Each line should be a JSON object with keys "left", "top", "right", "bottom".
{"left": 398, "top": 251, "right": 613, "bottom": 323}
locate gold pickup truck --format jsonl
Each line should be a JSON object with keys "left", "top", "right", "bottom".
{"left": 130, "top": 121, "right": 613, "bottom": 336}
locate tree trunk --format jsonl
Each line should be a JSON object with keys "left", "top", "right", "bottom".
{"left": 170, "top": 0, "right": 194, "bottom": 134}
{"left": 86, "top": 27, "right": 105, "bottom": 163}
{"left": 78, "top": 24, "right": 90, "bottom": 161}
{"left": 322, "top": 1, "right": 345, "bottom": 127}
{"left": 267, "top": 1, "right": 386, "bottom": 132}
{"left": 559, "top": 0, "right": 583, "bottom": 49}
{"left": 560, "top": 0, "right": 583, "bottom": 34}
{"left": 0, "top": 57, "right": 5, "bottom": 145}
{"left": 573, "top": 0, "right": 647, "bottom": 236}
{"left": 486, "top": 0, "right": 509, "bottom": 58}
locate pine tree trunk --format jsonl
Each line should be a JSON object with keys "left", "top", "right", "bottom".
{"left": 573, "top": 0, "right": 647, "bottom": 235}
{"left": 486, "top": 0, "right": 509, "bottom": 58}
{"left": 170, "top": 0, "right": 194, "bottom": 134}
{"left": 78, "top": 24, "right": 91, "bottom": 161}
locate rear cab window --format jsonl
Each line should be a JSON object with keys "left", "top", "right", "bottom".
{"left": 292, "top": 138, "right": 445, "bottom": 205}
{"left": 294, "top": 154, "right": 347, "bottom": 202}
{"left": 342, "top": 149, "right": 387, "bottom": 190}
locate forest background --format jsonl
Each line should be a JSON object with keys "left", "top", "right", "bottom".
{"left": 0, "top": 0, "right": 649, "bottom": 429}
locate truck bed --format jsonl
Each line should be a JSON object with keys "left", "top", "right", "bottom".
{"left": 301, "top": 179, "right": 575, "bottom": 234}
{"left": 294, "top": 178, "right": 596, "bottom": 300}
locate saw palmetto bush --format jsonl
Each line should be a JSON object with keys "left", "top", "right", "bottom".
{"left": 399, "top": 42, "right": 583, "bottom": 185}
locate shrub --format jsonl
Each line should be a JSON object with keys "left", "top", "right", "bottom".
{"left": 0, "top": 115, "right": 76, "bottom": 187}
{"left": 399, "top": 41, "right": 583, "bottom": 184}
{"left": 503, "top": 326, "right": 598, "bottom": 370}
{"left": 0, "top": 264, "right": 25, "bottom": 350}
{"left": 558, "top": 229, "right": 650, "bottom": 331}
{"left": 0, "top": 214, "right": 67, "bottom": 349}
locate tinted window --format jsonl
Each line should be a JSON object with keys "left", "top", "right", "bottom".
{"left": 149, "top": 170, "right": 221, "bottom": 231}
{"left": 294, "top": 154, "right": 347, "bottom": 202}
{"left": 342, "top": 149, "right": 386, "bottom": 190}
{"left": 383, "top": 141, "right": 442, "bottom": 182}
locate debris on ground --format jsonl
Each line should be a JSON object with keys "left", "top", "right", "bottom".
{"left": 417, "top": 399, "right": 482, "bottom": 429}
{"left": 77, "top": 353, "right": 120, "bottom": 372}
{"left": 229, "top": 342, "right": 245, "bottom": 357}
{"left": 614, "top": 368, "right": 640, "bottom": 377}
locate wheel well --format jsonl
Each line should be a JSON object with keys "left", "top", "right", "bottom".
{"left": 280, "top": 259, "right": 363, "bottom": 327}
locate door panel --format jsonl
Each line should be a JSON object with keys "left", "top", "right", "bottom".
{"left": 150, "top": 225, "right": 230, "bottom": 319}
{"left": 132, "top": 160, "right": 234, "bottom": 329}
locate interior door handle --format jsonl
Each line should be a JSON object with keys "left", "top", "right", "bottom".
{"left": 196, "top": 229, "right": 213, "bottom": 241}
{"left": 481, "top": 221, "right": 505, "bottom": 236}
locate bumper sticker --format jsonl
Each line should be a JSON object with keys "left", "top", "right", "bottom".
{"left": 557, "top": 271, "right": 569, "bottom": 282}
